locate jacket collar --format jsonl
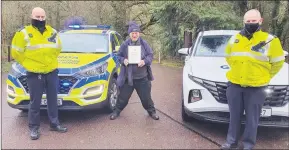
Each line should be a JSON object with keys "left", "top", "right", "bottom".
{"left": 31, "top": 25, "right": 47, "bottom": 34}
{"left": 240, "top": 28, "right": 262, "bottom": 40}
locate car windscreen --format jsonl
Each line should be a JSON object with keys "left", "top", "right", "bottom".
{"left": 194, "top": 35, "right": 233, "bottom": 57}
{"left": 58, "top": 33, "right": 109, "bottom": 53}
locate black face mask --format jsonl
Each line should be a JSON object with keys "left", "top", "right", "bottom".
{"left": 31, "top": 19, "right": 46, "bottom": 29}
{"left": 244, "top": 23, "right": 260, "bottom": 34}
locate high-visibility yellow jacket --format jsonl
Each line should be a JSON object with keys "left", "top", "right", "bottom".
{"left": 11, "top": 25, "right": 62, "bottom": 74}
{"left": 225, "top": 30, "right": 285, "bottom": 87}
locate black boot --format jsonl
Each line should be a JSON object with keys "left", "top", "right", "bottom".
{"left": 110, "top": 111, "right": 120, "bottom": 120}
{"left": 149, "top": 112, "right": 159, "bottom": 120}
{"left": 30, "top": 128, "right": 40, "bottom": 140}
{"left": 50, "top": 125, "right": 67, "bottom": 133}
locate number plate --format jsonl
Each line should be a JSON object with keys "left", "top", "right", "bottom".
{"left": 243, "top": 108, "right": 272, "bottom": 117}
{"left": 260, "top": 108, "right": 272, "bottom": 117}
{"left": 41, "top": 99, "right": 62, "bottom": 106}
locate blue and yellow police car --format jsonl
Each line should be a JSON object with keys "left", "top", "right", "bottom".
{"left": 6, "top": 24, "right": 122, "bottom": 112}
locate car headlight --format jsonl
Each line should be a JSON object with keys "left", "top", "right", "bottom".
{"left": 78, "top": 62, "right": 108, "bottom": 77}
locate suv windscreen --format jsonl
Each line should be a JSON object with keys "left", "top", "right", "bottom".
{"left": 59, "top": 33, "right": 109, "bottom": 53}
{"left": 194, "top": 35, "right": 233, "bottom": 57}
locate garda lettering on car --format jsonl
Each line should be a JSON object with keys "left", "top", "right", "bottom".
{"left": 58, "top": 55, "right": 80, "bottom": 64}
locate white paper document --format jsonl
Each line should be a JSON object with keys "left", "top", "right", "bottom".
{"left": 128, "top": 46, "right": 141, "bottom": 64}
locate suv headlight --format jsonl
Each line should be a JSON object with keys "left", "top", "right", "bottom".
{"left": 78, "top": 62, "right": 108, "bottom": 77}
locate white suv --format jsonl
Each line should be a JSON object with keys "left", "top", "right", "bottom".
{"left": 178, "top": 30, "right": 289, "bottom": 128}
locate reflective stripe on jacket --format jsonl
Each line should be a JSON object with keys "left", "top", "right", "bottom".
{"left": 11, "top": 25, "right": 62, "bottom": 74}
{"left": 225, "top": 30, "right": 285, "bottom": 87}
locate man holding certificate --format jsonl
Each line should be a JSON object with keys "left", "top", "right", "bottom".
{"left": 110, "top": 21, "right": 159, "bottom": 120}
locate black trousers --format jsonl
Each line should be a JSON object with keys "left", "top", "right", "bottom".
{"left": 27, "top": 69, "right": 60, "bottom": 130}
{"left": 225, "top": 82, "right": 266, "bottom": 149}
{"left": 114, "top": 77, "right": 156, "bottom": 114}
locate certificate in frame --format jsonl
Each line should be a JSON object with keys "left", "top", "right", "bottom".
{"left": 128, "top": 45, "right": 141, "bottom": 64}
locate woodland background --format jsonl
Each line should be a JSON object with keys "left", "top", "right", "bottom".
{"left": 1, "top": 1, "right": 289, "bottom": 70}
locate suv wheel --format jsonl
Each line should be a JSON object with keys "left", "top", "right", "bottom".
{"left": 106, "top": 77, "right": 118, "bottom": 112}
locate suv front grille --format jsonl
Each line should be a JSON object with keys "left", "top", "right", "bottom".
{"left": 18, "top": 76, "right": 78, "bottom": 94}
{"left": 265, "top": 86, "right": 289, "bottom": 107}
{"left": 191, "top": 76, "right": 289, "bottom": 107}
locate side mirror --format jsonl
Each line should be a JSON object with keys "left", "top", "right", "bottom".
{"left": 113, "top": 46, "right": 120, "bottom": 53}
{"left": 178, "top": 48, "right": 189, "bottom": 55}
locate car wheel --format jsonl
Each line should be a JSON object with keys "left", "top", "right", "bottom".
{"left": 106, "top": 77, "right": 118, "bottom": 113}
{"left": 181, "top": 88, "right": 191, "bottom": 122}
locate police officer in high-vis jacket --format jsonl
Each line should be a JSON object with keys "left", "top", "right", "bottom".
{"left": 11, "top": 7, "right": 67, "bottom": 140}
{"left": 221, "top": 9, "right": 285, "bottom": 150}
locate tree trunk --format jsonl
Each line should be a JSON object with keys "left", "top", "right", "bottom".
{"left": 111, "top": 1, "right": 128, "bottom": 39}
{"left": 280, "top": 1, "right": 289, "bottom": 50}
{"left": 271, "top": 0, "right": 280, "bottom": 36}
{"left": 56, "top": 2, "right": 60, "bottom": 31}
{"left": 238, "top": 0, "right": 248, "bottom": 16}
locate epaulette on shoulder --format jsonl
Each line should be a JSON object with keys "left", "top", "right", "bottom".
{"left": 46, "top": 25, "right": 57, "bottom": 33}
{"left": 267, "top": 33, "right": 278, "bottom": 40}
{"left": 266, "top": 32, "right": 277, "bottom": 38}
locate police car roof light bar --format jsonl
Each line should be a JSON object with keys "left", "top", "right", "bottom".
{"left": 68, "top": 25, "right": 81, "bottom": 29}
{"left": 68, "top": 25, "right": 111, "bottom": 30}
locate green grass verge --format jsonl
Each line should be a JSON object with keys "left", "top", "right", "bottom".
{"left": 152, "top": 59, "right": 184, "bottom": 68}
{"left": 1, "top": 61, "right": 12, "bottom": 73}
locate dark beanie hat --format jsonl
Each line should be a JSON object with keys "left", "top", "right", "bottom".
{"left": 128, "top": 21, "right": 140, "bottom": 34}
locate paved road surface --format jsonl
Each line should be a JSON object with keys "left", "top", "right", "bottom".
{"left": 1, "top": 63, "right": 288, "bottom": 149}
